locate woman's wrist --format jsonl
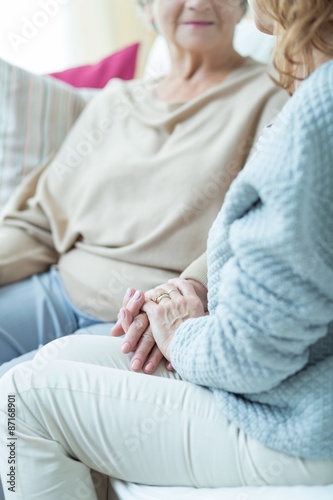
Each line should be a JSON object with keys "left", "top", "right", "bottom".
{"left": 185, "top": 278, "right": 208, "bottom": 311}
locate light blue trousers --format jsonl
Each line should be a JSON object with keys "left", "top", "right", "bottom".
{"left": 0, "top": 266, "right": 114, "bottom": 377}
{"left": 0, "top": 267, "right": 116, "bottom": 499}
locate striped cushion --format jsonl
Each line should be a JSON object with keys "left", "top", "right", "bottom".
{"left": 0, "top": 59, "right": 92, "bottom": 209}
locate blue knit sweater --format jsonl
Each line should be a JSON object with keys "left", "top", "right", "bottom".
{"left": 171, "top": 59, "right": 333, "bottom": 460}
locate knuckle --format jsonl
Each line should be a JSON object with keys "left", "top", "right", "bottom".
{"left": 133, "top": 318, "right": 144, "bottom": 330}
{"left": 141, "top": 331, "right": 155, "bottom": 344}
{"left": 136, "top": 345, "right": 152, "bottom": 359}
{"left": 151, "top": 350, "right": 163, "bottom": 363}
{"left": 178, "top": 296, "right": 187, "bottom": 307}
{"left": 135, "top": 350, "right": 146, "bottom": 359}
{"left": 139, "top": 312, "right": 149, "bottom": 325}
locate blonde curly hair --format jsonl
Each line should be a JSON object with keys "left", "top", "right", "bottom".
{"left": 257, "top": 0, "right": 333, "bottom": 93}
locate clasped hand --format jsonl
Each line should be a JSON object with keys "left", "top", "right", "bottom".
{"left": 110, "top": 278, "right": 207, "bottom": 374}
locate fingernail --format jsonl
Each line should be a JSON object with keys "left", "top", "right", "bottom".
{"left": 119, "top": 308, "right": 125, "bottom": 319}
{"left": 144, "top": 362, "right": 154, "bottom": 373}
{"left": 131, "top": 359, "right": 141, "bottom": 370}
{"left": 122, "top": 342, "right": 131, "bottom": 354}
{"left": 133, "top": 291, "right": 141, "bottom": 300}
{"left": 125, "top": 288, "right": 132, "bottom": 298}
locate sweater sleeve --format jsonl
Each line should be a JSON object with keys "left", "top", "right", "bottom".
{"left": 0, "top": 160, "right": 59, "bottom": 286}
{"left": 180, "top": 252, "right": 207, "bottom": 288}
{"left": 171, "top": 72, "right": 333, "bottom": 394}
{"left": 0, "top": 83, "right": 121, "bottom": 286}
{"left": 250, "top": 87, "right": 289, "bottom": 150}
{"left": 0, "top": 226, "right": 58, "bottom": 285}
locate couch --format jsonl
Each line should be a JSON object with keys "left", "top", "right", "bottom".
{"left": 1, "top": 18, "right": 332, "bottom": 500}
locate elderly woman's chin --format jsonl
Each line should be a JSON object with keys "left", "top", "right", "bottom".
{"left": 177, "top": 40, "right": 219, "bottom": 53}
{"left": 173, "top": 32, "right": 223, "bottom": 54}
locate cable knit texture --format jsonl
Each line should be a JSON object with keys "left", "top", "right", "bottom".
{"left": 171, "top": 59, "right": 333, "bottom": 460}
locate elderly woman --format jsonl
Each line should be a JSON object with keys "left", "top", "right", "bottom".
{"left": 0, "top": 0, "right": 332, "bottom": 498}
{"left": 0, "top": 0, "right": 286, "bottom": 376}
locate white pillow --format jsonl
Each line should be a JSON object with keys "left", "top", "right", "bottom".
{"left": 234, "top": 18, "right": 276, "bottom": 63}
{"left": 144, "top": 19, "right": 276, "bottom": 79}
{"left": 0, "top": 59, "right": 93, "bottom": 210}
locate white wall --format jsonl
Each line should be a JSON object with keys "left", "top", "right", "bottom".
{"left": 0, "top": 0, "right": 74, "bottom": 73}
{"left": 0, "top": 0, "right": 152, "bottom": 74}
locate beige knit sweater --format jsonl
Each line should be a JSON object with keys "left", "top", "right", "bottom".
{"left": 0, "top": 59, "right": 288, "bottom": 321}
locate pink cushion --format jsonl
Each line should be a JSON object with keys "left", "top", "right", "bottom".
{"left": 50, "top": 43, "right": 140, "bottom": 88}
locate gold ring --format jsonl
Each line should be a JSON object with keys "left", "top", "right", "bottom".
{"left": 167, "top": 289, "right": 178, "bottom": 295}
{"left": 156, "top": 292, "right": 171, "bottom": 304}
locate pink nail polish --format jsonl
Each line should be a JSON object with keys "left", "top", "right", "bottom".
{"left": 133, "top": 291, "right": 141, "bottom": 300}
{"left": 125, "top": 288, "right": 132, "bottom": 298}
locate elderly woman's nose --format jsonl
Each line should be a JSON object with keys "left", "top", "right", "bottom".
{"left": 185, "top": 0, "right": 213, "bottom": 11}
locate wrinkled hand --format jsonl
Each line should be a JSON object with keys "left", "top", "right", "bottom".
{"left": 111, "top": 278, "right": 207, "bottom": 338}
{"left": 142, "top": 279, "right": 206, "bottom": 361}
{"left": 110, "top": 287, "right": 173, "bottom": 373}
{"left": 111, "top": 279, "right": 207, "bottom": 373}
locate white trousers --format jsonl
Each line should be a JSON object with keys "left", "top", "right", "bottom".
{"left": 0, "top": 335, "right": 332, "bottom": 499}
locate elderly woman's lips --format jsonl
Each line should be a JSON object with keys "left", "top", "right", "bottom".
{"left": 184, "top": 22, "right": 214, "bottom": 27}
